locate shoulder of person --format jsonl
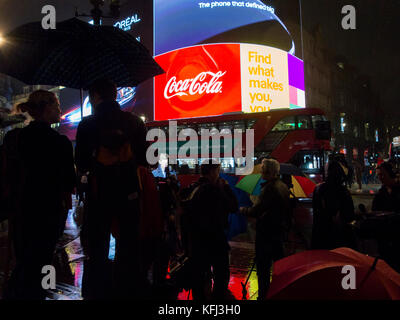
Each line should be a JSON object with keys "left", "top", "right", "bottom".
{"left": 313, "top": 182, "right": 326, "bottom": 195}
{"left": 4, "top": 127, "right": 22, "bottom": 141}
{"left": 58, "top": 134, "right": 73, "bottom": 146}
{"left": 76, "top": 115, "right": 96, "bottom": 129}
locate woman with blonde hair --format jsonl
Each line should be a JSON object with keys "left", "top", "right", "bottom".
{"left": 1, "top": 90, "right": 76, "bottom": 300}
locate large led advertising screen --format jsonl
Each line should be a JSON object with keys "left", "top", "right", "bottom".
{"left": 58, "top": 0, "right": 301, "bottom": 139}
{"left": 154, "top": 43, "right": 305, "bottom": 121}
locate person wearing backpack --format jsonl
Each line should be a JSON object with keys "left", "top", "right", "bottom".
{"left": 75, "top": 79, "right": 149, "bottom": 299}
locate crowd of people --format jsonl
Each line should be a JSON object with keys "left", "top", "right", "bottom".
{"left": 0, "top": 79, "right": 399, "bottom": 301}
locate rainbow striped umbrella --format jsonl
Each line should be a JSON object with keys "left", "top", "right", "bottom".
{"left": 235, "top": 164, "right": 316, "bottom": 198}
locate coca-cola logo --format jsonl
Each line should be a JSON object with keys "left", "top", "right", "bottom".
{"left": 164, "top": 71, "right": 226, "bottom": 99}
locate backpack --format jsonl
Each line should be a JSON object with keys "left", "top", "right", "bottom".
{"left": 95, "top": 129, "right": 133, "bottom": 166}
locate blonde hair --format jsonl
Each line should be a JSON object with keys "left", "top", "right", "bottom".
{"left": 262, "top": 158, "right": 280, "bottom": 178}
{"left": 16, "top": 90, "right": 57, "bottom": 119}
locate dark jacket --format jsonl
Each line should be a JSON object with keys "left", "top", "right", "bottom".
{"left": 190, "top": 177, "right": 238, "bottom": 246}
{"left": 246, "top": 178, "right": 291, "bottom": 242}
{"left": 372, "top": 184, "right": 400, "bottom": 213}
{"left": 312, "top": 182, "right": 355, "bottom": 249}
{"left": 2, "top": 121, "right": 75, "bottom": 235}
{"left": 75, "top": 100, "right": 148, "bottom": 174}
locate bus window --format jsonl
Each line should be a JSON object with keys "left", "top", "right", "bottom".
{"left": 246, "top": 119, "right": 257, "bottom": 129}
{"left": 177, "top": 158, "right": 197, "bottom": 170}
{"left": 311, "top": 115, "right": 327, "bottom": 128}
{"left": 297, "top": 115, "right": 312, "bottom": 130}
{"left": 220, "top": 157, "right": 235, "bottom": 173}
{"left": 271, "top": 116, "right": 296, "bottom": 131}
{"left": 232, "top": 120, "right": 246, "bottom": 132}
{"left": 198, "top": 122, "right": 218, "bottom": 134}
{"left": 293, "top": 150, "right": 325, "bottom": 173}
{"left": 219, "top": 122, "right": 232, "bottom": 134}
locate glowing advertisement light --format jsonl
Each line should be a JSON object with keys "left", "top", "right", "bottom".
{"left": 154, "top": 43, "right": 305, "bottom": 121}
{"left": 154, "top": 0, "right": 293, "bottom": 56}
{"left": 113, "top": 14, "right": 141, "bottom": 31}
{"left": 61, "top": 87, "right": 136, "bottom": 124}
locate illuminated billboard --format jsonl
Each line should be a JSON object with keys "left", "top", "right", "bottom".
{"left": 154, "top": 43, "right": 305, "bottom": 121}
{"left": 154, "top": 0, "right": 294, "bottom": 56}
{"left": 58, "top": 0, "right": 298, "bottom": 139}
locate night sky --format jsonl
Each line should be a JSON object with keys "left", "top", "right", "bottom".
{"left": 0, "top": 0, "right": 399, "bottom": 116}
{"left": 269, "top": 0, "right": 400, "bottom": 116}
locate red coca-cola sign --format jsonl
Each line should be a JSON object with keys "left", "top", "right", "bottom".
{"left": 154, "top": 44, "right": 241, "bottom": 120}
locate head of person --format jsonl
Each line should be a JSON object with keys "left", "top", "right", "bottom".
{"left": 88, "top": 78, "right": 118, "bottom": 109}
{"left": 17, "top": 90, "right": 61, "bottom": 125}
{"left": 200, "top": 163, "right": 221, "bottom": 184}
{"left": 261, "top": 159, "right": 280, "bottom": 181}
{"left": 377, "top": 162, "right": 396, "bottom": 187}
{"left": 326, "top": 160, "right": 347, "bottom": 185}
{"left": 159, "top": 153, "right": 168, "bottom": 171}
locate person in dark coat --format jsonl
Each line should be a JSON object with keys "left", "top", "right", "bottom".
{"left": 2, "top": 90, "right": 75, "bottom": 300}
{"left": 75, "top": 79, "right": 148, "bottom": 299}
{"left": 241, "top": 159, "right": 291, "bottom": 300}
{"left": 372, "top": 162, "right": 400, "bottom": 271}
{"left": 311, "top": 159, "right": 356, "bottom": 250}
{"left": 372, "top": 162, "right": 400, "bottom": 213}
{"left": 188, "top": 163, "right": 238, "bottom": 300}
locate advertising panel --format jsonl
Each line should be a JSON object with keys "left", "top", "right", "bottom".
{"left": 57, "top": 0, "right": 298, "bottom": 139}
{"left": 154, "top": 43, "right": 305, "bottom": 121}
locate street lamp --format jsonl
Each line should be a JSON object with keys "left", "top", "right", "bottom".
{"left": 0, "top": 34, "right": 4, "bottom": 46}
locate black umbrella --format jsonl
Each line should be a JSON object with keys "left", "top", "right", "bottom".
{"left": 0, "top": 18, "right": 164, "bottom": 89}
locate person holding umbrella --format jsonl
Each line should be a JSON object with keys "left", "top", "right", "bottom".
{"left": 1, "top": 90, "right": 76, "bottom": 300}
{"left": 75, "top": 79, "right": 149, "bottom": 299}
{"left": 240, "top": 159, "right": 291, "bottom": 300}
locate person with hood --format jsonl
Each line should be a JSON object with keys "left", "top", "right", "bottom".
{"left": 2, "top": 90, "right": 75, "bottom": 300}
{"left": 240, "top": 158, "right": 291, "bottom": 300}
{"left": 75, "top": 79, "right": 149, "bottom": 299}
{"left": 311, "top": 159, "right": 356, "bottom": 250}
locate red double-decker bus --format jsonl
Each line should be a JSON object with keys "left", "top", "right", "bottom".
{"left": 146, "top": 108, "right": 332, "bottom": 185}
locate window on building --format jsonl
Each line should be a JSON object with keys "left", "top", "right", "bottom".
{"left": 365, "top": 123, "right": 370, "bottom": 141}
{"left": 353, "top": 126, "right": 359, "bottom": 138}
{"left": 271, "top": 116, "right": 296, "bottom": 132}
{"left": 340, "top": 116, "right": 346, "bottom": 133}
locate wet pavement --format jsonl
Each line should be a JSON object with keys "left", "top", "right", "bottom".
{"left": 46, "top": 196, "right": 312, "bottom": 300}
{"left": 0, "top": 188, "right": 377, "bottom": 300}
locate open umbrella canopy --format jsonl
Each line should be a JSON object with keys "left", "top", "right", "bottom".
{"left": 267, "top": 248, "right": 400, "bottom": 300}
{"left": 235, "top": 173, "right": 316, "bottom": 197}
{"left": 0, "top": 18, "right": 164, "bottom": 89}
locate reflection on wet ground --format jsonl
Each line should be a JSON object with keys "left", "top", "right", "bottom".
{"left": 0, "top": 196, "right": 315, "bottom": 300}
{"left": 0, "top": 191, "right": 376, "bottom": 300}
{"left": 53, "top": 209, "right": 261, "bottom": 300}
{"left": 51, "top": 199, "right": 311, "bottom": 300}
